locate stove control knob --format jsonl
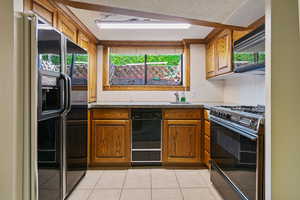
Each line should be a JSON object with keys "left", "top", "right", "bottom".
{"left": 226, "top": 114, "right": 231, "bottom": 119}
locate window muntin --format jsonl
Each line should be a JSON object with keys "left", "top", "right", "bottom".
{"left": 109, "top": 54, "right": 183, "bottom": 86}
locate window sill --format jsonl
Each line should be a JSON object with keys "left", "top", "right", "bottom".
{"left": 103, "top": 85, "right": 190, "bottom": 91}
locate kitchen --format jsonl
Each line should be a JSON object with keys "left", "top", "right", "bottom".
{"left": 0, "top": 0, "right": 299, "bottom": 200}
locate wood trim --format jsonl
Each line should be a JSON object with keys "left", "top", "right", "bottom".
{"left": 102, "top": 45, "right": 191, "bottom": 91}
{"left": 99, "top": 40, "right": 184, "bottom": 47}
{"left": 204, "top": 28, "right": 223, "bottom": 43}
{"left": 24, "top": 0, "right": 33, "bottom": 11}
{"left": 88, "top": 43, "right": 97, "bottom": 102}
{"left": 182, "top": 39, "right": 206, "bottom": 45}
{"left": 184, "top": 44, "right": 191, "bottom": 91}
{"left": 103, "top": 85, "right": 189, "bottom": 91}
{"left": 102, "top": 46, "right": 110, "bottom": 88}
{"left": 248, "top": 16, "right": 265, "bottom": 29}
{"left": 53, "top": 0, "right": 248, "bottom": 30}
{"left": 99, "top": 39, "right": 206, "bottom": 47}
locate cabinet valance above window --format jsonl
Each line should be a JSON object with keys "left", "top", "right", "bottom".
{"left": 110, "top": 46, "right": 184, "bottom": 55}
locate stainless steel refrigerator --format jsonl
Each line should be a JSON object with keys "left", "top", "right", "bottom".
{"left": 24, "top": 14, "right": 88, "bottom": 200}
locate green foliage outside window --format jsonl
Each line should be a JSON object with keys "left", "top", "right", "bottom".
{"left": 110, "top": 54, "right": 181, "bottom": 66}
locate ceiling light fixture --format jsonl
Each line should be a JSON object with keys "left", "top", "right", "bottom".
{"left": 96, "top": 22, "right": 191, "bottom": 29}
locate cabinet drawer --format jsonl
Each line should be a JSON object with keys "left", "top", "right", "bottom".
{"left": 204, "top": 135, "right": 210, "bottom": 153}
{"left": 204, "top": 109, "right": 210, "bottom": 120}
{"left": 204, "top": 120, "right": 211, "bottom": 137}
{"left": 92, "top": 109, "right": 130, "bottom": 120}
{"left": 163, "top": 109, "right": 202, "bottom": 120}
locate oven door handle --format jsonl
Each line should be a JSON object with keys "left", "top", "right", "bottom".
{"left": 210, "top": 116, "right": 258, "bottom": 141}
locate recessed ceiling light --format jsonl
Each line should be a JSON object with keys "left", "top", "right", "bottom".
{"left": 96, "top": 22, "right": 191, "bottom": 29}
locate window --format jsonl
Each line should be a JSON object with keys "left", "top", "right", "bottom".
{"left": 109, "top": 54, "right": 183, "bottom": 86}
{"left": 103, "top": 45, "right": 190, "bottom": 91}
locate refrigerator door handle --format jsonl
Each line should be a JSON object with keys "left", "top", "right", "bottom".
{"left": 60, "top": 73, "right": 69, "bottom": 115}
{"left": 66, "top": 75, "right": 72, "bottom": 113}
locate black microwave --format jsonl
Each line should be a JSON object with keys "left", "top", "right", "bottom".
{"left": 233, "top": 24, "right": 265, "bottom": 74}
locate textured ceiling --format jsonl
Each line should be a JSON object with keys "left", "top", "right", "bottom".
{"left": 74, "top": 0, "right": 248, "bottom": 23}
{"left": 69, "top": 7, "right": 213, "bottom": 40}
{"left": 69, "top": 0, "right": 265, "bottom": 40}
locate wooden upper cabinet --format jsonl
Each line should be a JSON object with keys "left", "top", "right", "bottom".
{"left": 215, "top": 29, "right": 233, "bottom": 75}
{"left": 233, "top": 30, "right": 251, "bottom": 43}
{"left": 57, "top": 12, "right": 77, "bottom": 42}
{"left": 163, "top": 120, "right": 201, "bottom": 164}
{"left": 88, "top": 43, "right": 97, "bottom": 102}
{"left": 77, "top": 31, "right": 89, "bottom": 50}
{"left": 90, "top": 120, "right": 131, "bottom": 165}
{"left": 205, "top": 41, "right": 216, "bottom": 78}
{"left": 32, "top": 0, "right": 57, "bottom": 26}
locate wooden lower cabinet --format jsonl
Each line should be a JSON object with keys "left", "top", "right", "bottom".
{"left": 163, "top": 120, "right": 202, "bottom": 164}
{"left": 90, "top": 120, "right": 131, "bottom": 166}
{"left": 203, "top": 112, "right": 211, "bottom": 168}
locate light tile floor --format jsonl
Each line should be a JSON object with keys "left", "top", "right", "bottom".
{"left": 67, "top": 169, "right": 223, "bottom": 200}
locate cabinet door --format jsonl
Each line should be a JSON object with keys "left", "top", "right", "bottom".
{"left": 232, "top": 30, "right": 251, "bottom": 43}
{"left": 163, "top": 120, "right": 201, "bottom": 163}
{"left": 57, "top": 12, "right": 77, "bottom": 42}
{"left": 88, "top": 43, "right": 97, "bottom": 102}
{"left": 32, "top": 0, "right": 57, "bottom": 27}
{"left": 205, "top": 41, "right": 216, "bottom": 78}
{"left": 215, "top": 29, "right": 233, "bottom": 75}
{"left": 77, "top": 31, "right": 89, "bottom": 50}
{"left": 203, "top": 119, "right": 211, "bottom": 168}
{"left": 91, "top": 120, "right": 130, "bottom": 165}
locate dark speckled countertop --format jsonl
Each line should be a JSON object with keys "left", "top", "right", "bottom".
{"left": 88, "top": 102, "right": 233, "bottom": 109}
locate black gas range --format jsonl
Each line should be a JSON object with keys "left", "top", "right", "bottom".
{"left": 209, "top": 105, "right": 265, "bottom": 200}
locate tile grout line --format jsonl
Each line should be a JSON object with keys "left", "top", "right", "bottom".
{"left": 150, "top": 169, "right": 153, "bottom": 200}
{"left": 174, "top": 170, "right": 185, "bottom": 200}
{"left": 118, "top": 169, "right": 128, "bottom": 200}
{"left": 86, "top": 170, "right": 105, "bottom": 200}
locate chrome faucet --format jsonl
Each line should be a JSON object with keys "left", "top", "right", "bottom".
{"left": 174, "top": 92, "right": 180, "bottom": 103}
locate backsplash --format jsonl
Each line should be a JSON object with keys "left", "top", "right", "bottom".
{"left": 223, "top": 75, "right": 265, "bottom": 105}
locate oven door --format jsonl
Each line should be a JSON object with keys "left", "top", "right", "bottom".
{"left": 210, "top": 118, "right": 258, "bottom": 200}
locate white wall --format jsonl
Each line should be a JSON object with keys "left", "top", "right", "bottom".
{"left": 223, "top": 75, "right": 265, "bottom": 105}
{"left": 97, "top": 44, "right": 224, "bottom": 103}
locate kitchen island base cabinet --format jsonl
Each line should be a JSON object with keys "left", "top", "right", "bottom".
{"left": 90, "top": 120, "right": 131, "bottom": 166}
{"left": 163, "top": 120, "right": 202, "bottom": 164}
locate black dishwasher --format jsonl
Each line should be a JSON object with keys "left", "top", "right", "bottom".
{"left": 131, "top": 109, "right": 162, "bottom": 165}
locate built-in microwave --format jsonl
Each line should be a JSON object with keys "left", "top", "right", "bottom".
{"left": 233, "top": 24, "right": 265, "bottom": 74}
